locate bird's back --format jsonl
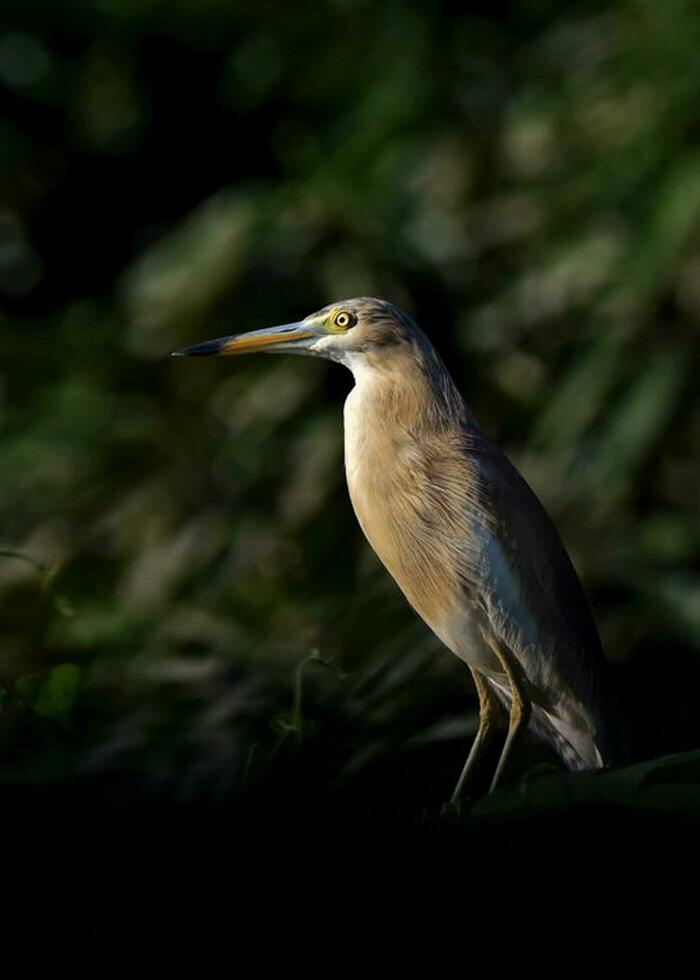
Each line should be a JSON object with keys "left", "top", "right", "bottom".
{"left": 469, "top": 437, "right": 623, "bottom": 768}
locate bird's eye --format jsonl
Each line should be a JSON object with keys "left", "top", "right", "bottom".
{"left": 333, "top": 311, "right": 356, "bottom": 330}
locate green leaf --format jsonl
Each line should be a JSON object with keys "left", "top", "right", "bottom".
{"left": 32, "top": 664, "right": 81, "bottom": 725}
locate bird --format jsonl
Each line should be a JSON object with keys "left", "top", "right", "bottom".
{"left": 172, "top": 297, "right": 622, "bottom": 799}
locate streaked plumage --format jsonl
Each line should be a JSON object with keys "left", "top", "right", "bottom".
{"left": 174, "top": 297, "right": 622, "bottom": 796}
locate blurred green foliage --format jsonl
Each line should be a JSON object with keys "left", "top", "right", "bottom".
{"left": 1, "top": 0, "right": 700, "bottom": 811}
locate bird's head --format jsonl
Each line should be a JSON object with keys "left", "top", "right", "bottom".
{"left": 171, "top": 297, "right": 419, "bottom": 369}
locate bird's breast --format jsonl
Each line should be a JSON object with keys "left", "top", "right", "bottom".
{"left": 342, "top": 383, "right": 491, "bottom": 664}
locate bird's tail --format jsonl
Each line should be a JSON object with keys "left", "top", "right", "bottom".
{"left": 486, "top": 675, "right": 627, "bottom": 772}
{"left": 531, "top": 708, "right": 604, "bottom": 771}
{"left": 531, "top": 692, "right": 628, "bottom": 771}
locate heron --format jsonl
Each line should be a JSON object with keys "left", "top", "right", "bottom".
{"left": 172, "top": 297, "right": 622, "bottom": 799}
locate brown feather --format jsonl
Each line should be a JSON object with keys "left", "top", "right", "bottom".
{"left": 337, "top": 299, "right": 622, "bottom": 769}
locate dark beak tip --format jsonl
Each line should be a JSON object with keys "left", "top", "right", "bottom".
{"left": 170, "top": 339, "right": 223, "bottom": 357}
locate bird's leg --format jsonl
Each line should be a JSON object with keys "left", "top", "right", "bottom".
{"left": 450, "top": 669, "right": 500, "bottom": 805}
{"left": 488, "top": 642, "right": 531, "bottom": 793}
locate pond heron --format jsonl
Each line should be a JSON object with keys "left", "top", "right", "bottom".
{"left": 173, "top": 298, "right": 621, "bottom": 799}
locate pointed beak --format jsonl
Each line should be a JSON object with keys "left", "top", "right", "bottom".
{"left": 170, "top": 321, "right": 322, "bottom": 358}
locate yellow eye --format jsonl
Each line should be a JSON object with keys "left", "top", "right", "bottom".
{"left": 334, "top": 310, "right": 355, "bottom": 329}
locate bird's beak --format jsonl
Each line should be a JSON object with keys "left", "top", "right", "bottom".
{"left": 171, "top": 321, "right": 323, "bottom": 358}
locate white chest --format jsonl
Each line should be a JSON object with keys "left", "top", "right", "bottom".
{"left": 342, "top": 381, "right": 402, "bottom": 515}
{"left": 343, "top": 383, "right": 376, "bottom": 491}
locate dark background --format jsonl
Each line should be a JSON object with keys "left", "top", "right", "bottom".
{"left": 2, "top": 0, "right": 700, "bottom": 928}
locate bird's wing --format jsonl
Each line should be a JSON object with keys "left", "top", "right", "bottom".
{"left": 466, "top": 434, "right": 617, "bottom": 767}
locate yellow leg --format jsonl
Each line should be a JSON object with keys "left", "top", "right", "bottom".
{"left": 450, "top": 669, "right": 500, "bottom": 804}
{"left": 488, "top": 642, "right": 531, "bottom": 794}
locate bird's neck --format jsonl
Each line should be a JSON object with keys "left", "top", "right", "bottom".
{"left": 344, "top": 345, "right": 470, "bottom": 436}
{"left": 341, "top": 345, "right": 480, "bottom": 650}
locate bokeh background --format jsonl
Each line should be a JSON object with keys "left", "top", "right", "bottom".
{"left": 2, "top": 0, "right": 700, "bottom": 842}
